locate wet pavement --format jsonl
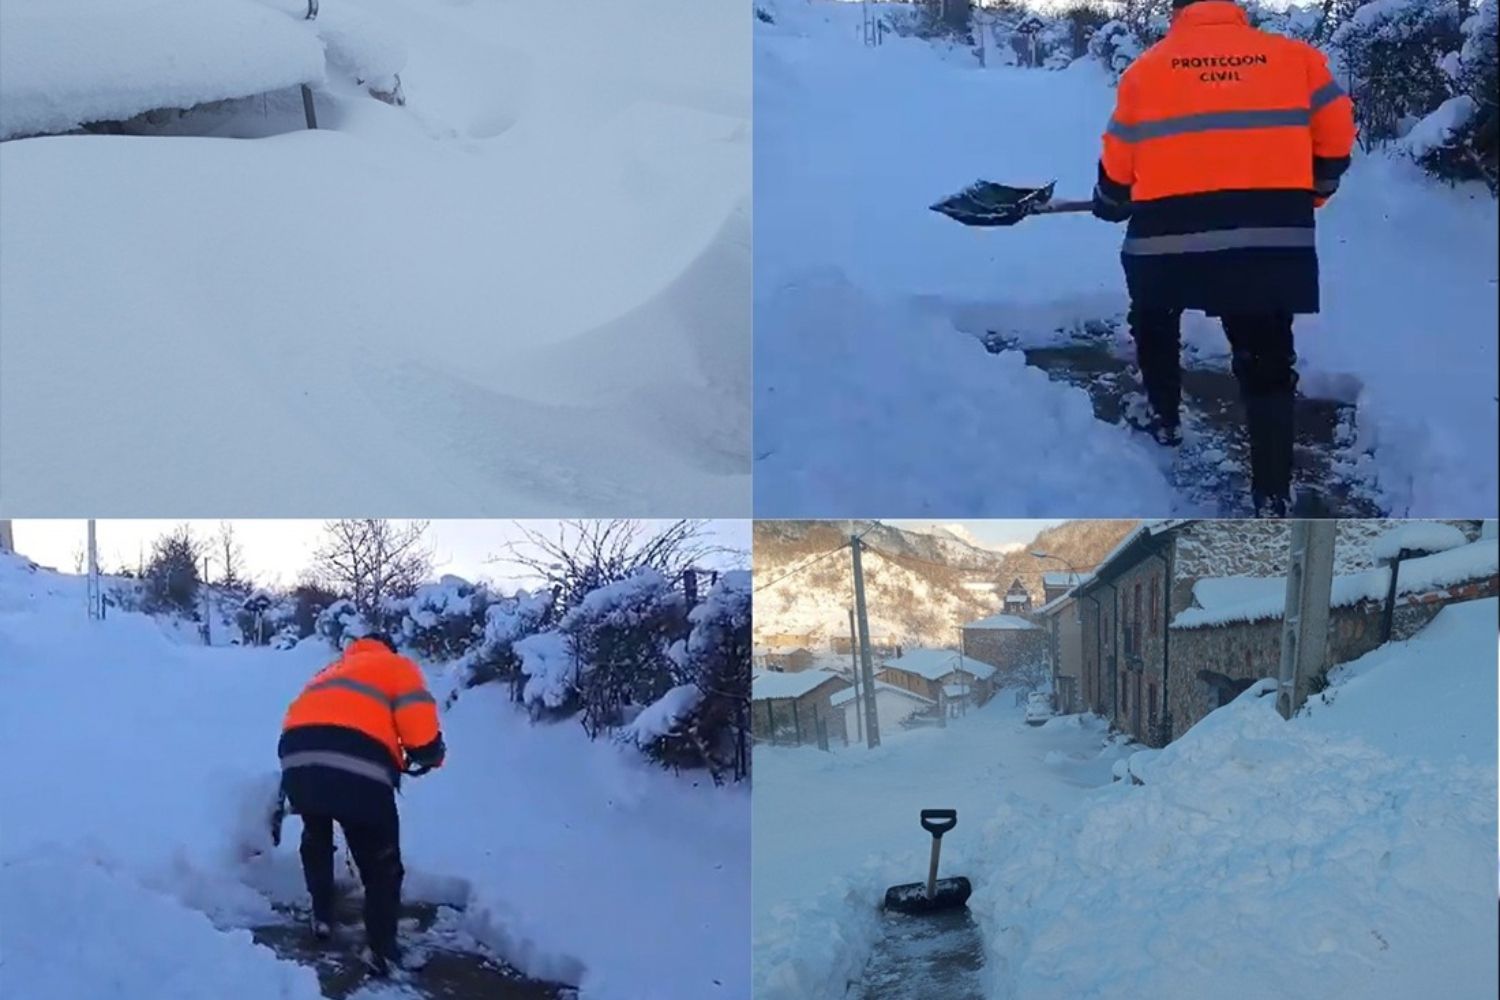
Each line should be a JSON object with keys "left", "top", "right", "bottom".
{"left": 984, "top": 323, "right": 1387, "bottom": 517}
{"left": 251, "top": 896, "right": 576, "bottom": 1000}
{"left": 858, "top": 907, "right": 987, "bottom": 1000}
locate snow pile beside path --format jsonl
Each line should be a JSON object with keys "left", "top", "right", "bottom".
{"left": 753, "top": 872, "right": 886, "bottom": 1000}
{"left": 753, "top": 274, "right": 1182, "bottom": 516}
{"left": 974, "top": 609, "right": 1498, "bottom": 999}
{"left": 0, "top": 853, "right": 324, "bottom": 1000}
{"left": 0, "top": 0, "right": 325, "bottom": 140}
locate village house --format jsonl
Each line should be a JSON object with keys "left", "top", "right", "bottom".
{"left": 1073, "top": 519, "right": 1494, "bottom": 747}
{"left": 959, "top": 611, "right": 1046, "bottom": 685}
{"left": 830, "top": 626, "right": 903, "bottom": 659}
{"left": 876, "top": 648, "right": 998, "bottom": 710}
{"left": 1041, "top": 572, "right": 1085, "bottom": 604}
{"left": 1034, "top": 586, "right": 1086, "bottom": 714}
{"left": 754, "top": 630, "right": 823, "bottom": 671}
{"left": 832, "top": 681, "right": 935, "bottom": 741}
{"left": 1001, "top": 578, "right": 1033, "bottom": 614}
{"left": 751, "top": 669, "right": 850, "bottom": 747}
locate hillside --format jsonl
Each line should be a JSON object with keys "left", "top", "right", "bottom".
{"left": 753, "top": 519, "right": 1136, "bottom": 647}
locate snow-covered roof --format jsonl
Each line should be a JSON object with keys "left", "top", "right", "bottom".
{"left": 879, "top": 648, "right": 997, "bottom": 681}
{"left": 1042, "top": 572, "right": 1084, "bottom": 587}
{"left": 829, "top": 680, "right": 933, "bottom": 708}
{"left": 1004, "top": 593, "right": 1029, "bottom": 603}
{"left": 0, "top": 0, "right": 329, "bottom": 140}
{"left": 1370, "top": 522, "right": 1468, "bottom": 561}
{"left": 1083, "top": 520, "right": 1193, "bottom": 586}
{"left": 963, "top": 612, "right": 1040, "bottom": 631}
{"left": 1173, "top": 539, "right": 1498, "bottom": 630}
{"left": 752, "top": 669, "right": 846, "bottom": 700}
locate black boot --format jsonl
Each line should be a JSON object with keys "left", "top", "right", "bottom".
{"left": 1245, "top": 392, "right": 1295, "bottom": 516}
{"left": 1127, "top": 305, "right": 1183, "bottom": 443}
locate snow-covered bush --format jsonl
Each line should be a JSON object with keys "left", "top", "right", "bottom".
{"left": 1088, "top": 19, "right": 1146, "bottom": 79}
{"left": 1405, "top": 0, "right": 1498, "bottom": 189}
{"left": 394, "top": 576, "right": 494, "bottom": 660}
{"left": 315, "top": 598, "right": 371, "bottom": 648}
{"left": 1330, "top": 0, "right": 1464, "bottom": 147}
{"left": 143, "top": 526, "right": 204, "bottom": 615}
{"left": 546, "top": 569, "right": 689, "bottom": 737}
{"left": 624, "top": 571, "right": 752, "bottom": 784}
{"left": 450, "top": 589, "right": 556, "bottom": 702}
{"left": 233, "top": 589, "right": 278, "bottom": 646}
{"left": 1056, "top": 1, "right": 1112, "bottom": 60}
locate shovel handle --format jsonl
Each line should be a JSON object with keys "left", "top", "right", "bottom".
{"left": 1034, "top": 199, "right": 1094, "bottom": 216}
{"left": 920, "top": 808, "right": 958, "bottom": 838}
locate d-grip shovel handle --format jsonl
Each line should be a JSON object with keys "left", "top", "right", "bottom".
{"left": 920, "top": 808, "right": 958, "bottom": 838}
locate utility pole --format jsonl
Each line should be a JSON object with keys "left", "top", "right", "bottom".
{"left": 1277, "top": 520, "right": 1337, "bottom": 720}
{"left": 201, "top": 555, "right": 213, "bottom": 646}
{"left": 850, "top": 534, "right": 881, "bottom": 748}
{"left": 848, "top": 608, "right": 863, "bottom": 744}
{"left": 85, "top": 520, "right": 102, "bottom": 621}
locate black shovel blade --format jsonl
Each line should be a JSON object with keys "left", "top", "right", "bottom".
{"left": 930, "top": 180, "right": 1056, "bottom": 227}
{"left": 883, "top": 876, "right": 972, "bottom": 914}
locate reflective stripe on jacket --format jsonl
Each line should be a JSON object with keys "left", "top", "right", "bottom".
{"left": 1096, "top": 1, "right": 1356, "bottom": 315}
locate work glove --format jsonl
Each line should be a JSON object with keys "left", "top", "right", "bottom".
{"left": 1092, "top": 163, "right": 1132, "bottom": 223}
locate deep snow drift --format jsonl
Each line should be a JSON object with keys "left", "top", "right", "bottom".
{"left": 0, "top": 553, "right": 749, "bottom": 999}
{"left": 753, "top": 1, "right": 1498, "bottom": 518}
{"left": 752, "top": 600, "right": 1497, "bottom": 1000}
{"left": 0, "top": 0, "right": 749, "bottom": 515}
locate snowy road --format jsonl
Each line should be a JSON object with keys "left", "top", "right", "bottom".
{"left": 753, "top": 1, "right": 1497, "bottom": 518}
{"left": 0, "top": 0, "right": 750, "bottom": 516}
{"left": 752, "top": 697, "right": 1130, "bottom": 999}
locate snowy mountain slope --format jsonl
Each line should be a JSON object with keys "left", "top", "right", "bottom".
{"left": 753, "top": 519, "right": 1134, "bottom": 648}
{"left": 753, "top": 0, "right": 1498, "bottom": 517}
{"left": 0, "top": 0, "right": 749, "bottom": 516}
{"left": 0, "top": 552, "right": 748, "bottom": 999}
{"left": 752, "top": 597, "right": 1498, "bottom": 1000}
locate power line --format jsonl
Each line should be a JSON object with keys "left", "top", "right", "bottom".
{"left": 753, "top": 541, "right": 850, "bottom": 594}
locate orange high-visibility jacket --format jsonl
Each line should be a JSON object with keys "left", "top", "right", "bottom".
{"left": 281, "top": 638, "right": 443, "bottom": 779}
{"left": 1095, "top": 1, "right": 1356, "bottom": 315}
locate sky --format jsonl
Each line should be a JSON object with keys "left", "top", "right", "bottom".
{"left": 886, "top": 519, "right": 1064, "bottom": 552}
{"left": 8, "top": 520, "right": 752, "bottom": 590}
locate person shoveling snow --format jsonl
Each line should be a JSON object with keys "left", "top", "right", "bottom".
{"left": 278, "top": 633, "right": 446, "bottom": 980}
{"left": 1093, "top": 0, "right": 1356, "bottom": 517}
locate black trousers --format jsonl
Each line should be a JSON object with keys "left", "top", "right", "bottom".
{"left": 300, "top": 808, "right": 404, "bottom": 959}
{"left": 1128, "top": 307, "right": 1299, "bottom": 500}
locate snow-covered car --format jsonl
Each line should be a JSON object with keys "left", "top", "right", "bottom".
{"left": 1024, "top": 691, "right": 1053, "bottom": 726}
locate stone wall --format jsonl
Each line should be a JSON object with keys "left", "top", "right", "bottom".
{"left": 1169, "top": 578, "right": 1497, "bottom": 738}
{"left": 961, "top": 627, "right": 1046, "bottom": 684}
{"left": 1112, "top": 550, "right": 1172, "bottom": 744}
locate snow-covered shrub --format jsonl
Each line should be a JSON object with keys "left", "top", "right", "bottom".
{"left": 234, "top": 589, "right": 277, "bottom": 646}
{"left": 1246, "top": 1, "right": 1325, "bottom": 41}
{"left": 450, "top": 589, "right": 556, "bottom": 703}
{"left": 1057, "top": 1, "right": 1112, "bottom": 60}
{"left": 315, "top": 598, "right": 371, "bottom": 648}
{"left": 394, "top": 576, "right": 493, "bottom": 660}
{"left": 1330, "top": 0, "right": 1464, "bottom": 148}
{"left": 530, "top": 569, "right": 689, "bottom": 737}
{"left": 1088, "top": 19, "right": 1146, "bottom": 79}
{"left": 1406, "top": 0, "right": 1498, "bottom": 189}
{"left": 624, "top": 571, "right": 752, "bottom": 783}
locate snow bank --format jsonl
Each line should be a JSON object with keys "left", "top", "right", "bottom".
{"left": 974, "top": 646, "right": 1497, "bottom": 999}
{"left": 1371, "top": 520, "right": 1470, "bottom": 559}
{"left": 0, "top": 852, "right": 324, "bottom": 1000}
{"left": 753, "top": 273, "right": 1182, "bottom": 516}
{"left": 0, "top": 0, "right": 326, "bottom": 140}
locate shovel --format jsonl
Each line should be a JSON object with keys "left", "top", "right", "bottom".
{"left": 883, "top": 809, "right": 972, "bottom": 915}
{"left": 930, "top": 180, "right": 1092, "bottom": 227}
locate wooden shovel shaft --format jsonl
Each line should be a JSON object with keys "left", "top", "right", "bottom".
{"left": 926, "top": 835, "right": 942, "bottom": 899}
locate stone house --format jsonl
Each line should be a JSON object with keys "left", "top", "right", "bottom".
{"left": 1076, "top": 519, "right": 1491, "bottom": 747}
{"left": 1035, "top": 588, "right": 1086, "bottom": 714}
{"left": 876, "top": 648, "right": 998, "bottom": 708}
{"left": 758, "top": 647, "right": 816, "bottom": 672}
{"left": 1041, "top": 572, "right": 1085, "bottom": 604}
{"left": 751, "top": 669, "right": 851, "bottom": 747}
{"left": 960, "top": 612, "right": 1046, "bottom": 685}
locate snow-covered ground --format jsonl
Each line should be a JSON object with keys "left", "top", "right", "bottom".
{"left": 753, "top": 1, "right": 1498, "bottom": 518}
{"left": 0, "top": 0, "right": 749, "bottom": 516}
{"left": 0, "top": 552, "right": 749, "bottom": 999}
{"left": 753, "top": 599, "right": 1498, "bottom": 999}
